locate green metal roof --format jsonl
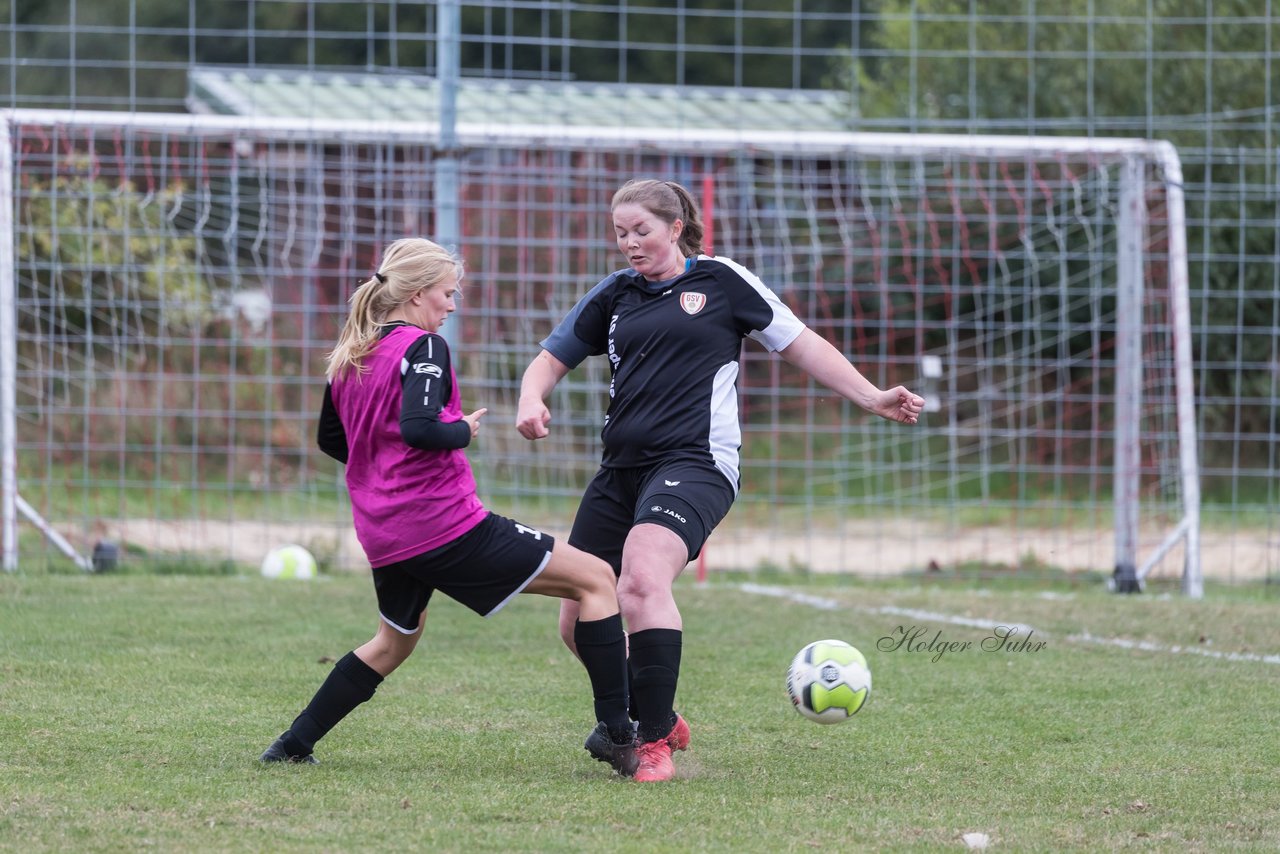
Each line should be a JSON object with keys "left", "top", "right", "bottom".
{"left": 186, "top": 66, "right": 856, "bottom": 133}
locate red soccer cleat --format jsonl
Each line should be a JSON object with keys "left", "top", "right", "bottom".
{"left": 633, "top": 739, "right": 674, "bottom": 783}
{"left": 667, "top": 713, "right": 690, "bottom": 752}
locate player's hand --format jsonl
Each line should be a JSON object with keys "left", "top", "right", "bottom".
{"left": 515, "top": 399, "right": 551, "bottom": 440}
{"left": 463, "top": 407, "right": 488, "bottom": 439}
{"left": 873, "top": 386, "right": 925, "bottom": 425}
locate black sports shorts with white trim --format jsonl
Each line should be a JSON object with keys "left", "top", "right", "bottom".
{"left": 373, "top": 512, "right": 554, "bottom": 633}
{"left": 568, "top": 456, "right": 735, "bottom": 576}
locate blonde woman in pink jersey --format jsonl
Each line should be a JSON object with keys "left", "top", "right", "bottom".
{"left": 260, "top": 237, "right": 638, "bottom": 777}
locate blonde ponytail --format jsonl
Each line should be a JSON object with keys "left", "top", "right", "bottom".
{"left": 325, "top": 238, "right": 464, "bottom": 382}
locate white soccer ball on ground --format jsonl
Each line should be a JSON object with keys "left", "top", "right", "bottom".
{"left": 786, "top": 639, "right": 871, "bottom": 724}
{"left": 260, "top": 544, "right": 317, "bottom": 580}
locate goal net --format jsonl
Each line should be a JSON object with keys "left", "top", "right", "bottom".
{"left": 0, "top": 111, "right": 1200, "bottom": 595}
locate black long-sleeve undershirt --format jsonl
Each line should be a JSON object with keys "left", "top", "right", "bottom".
{"left": 317, "top": 383, "right": 349, "bottom": 463}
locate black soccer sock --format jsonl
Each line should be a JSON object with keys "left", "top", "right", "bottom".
{"left": 281, "top": 651, "right": 384, "bottom": 756}
{"left": 627, "top": 655, "right": 640, "bottom": 722}
{"left": 573, "top": 613, "right": 632, "bottom": 742}
{"left": 629, "top": 628, "right": 683, "bottom": 744}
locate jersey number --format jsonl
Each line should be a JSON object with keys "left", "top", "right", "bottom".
{"left": 514, "top": 523, "right": 543, "bottom": 540}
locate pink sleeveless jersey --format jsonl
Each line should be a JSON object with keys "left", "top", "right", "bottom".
{"left": 329, "top": 325, "right": 487, "bottom": 567}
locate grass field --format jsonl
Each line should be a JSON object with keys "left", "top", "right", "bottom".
{"left": 2, "top": 569, "right": 1278, "bottom": 852}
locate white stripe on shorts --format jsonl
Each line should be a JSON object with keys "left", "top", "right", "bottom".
{"left": 482, "top": 548, "right": 552, "bottom": 618}
{"left": 379, "top": 611, "right": 422, "bottom": 635}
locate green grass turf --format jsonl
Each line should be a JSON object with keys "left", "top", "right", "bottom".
{"left": 1, "top": 571, "right": 1277, "bottom": 852}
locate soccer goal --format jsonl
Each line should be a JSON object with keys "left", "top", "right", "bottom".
{"left": 0, "top": 110, "right": 1200, "bottom": 595}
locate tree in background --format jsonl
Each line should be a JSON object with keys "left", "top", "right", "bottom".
{"left": 18, "top": 162, "right": 207, "bottom": 350}
{"left": 850, "top": 0, "right": 1269, "bottom": 145}
{"left": 1, "top": 0, "right": 859, "bottom": 108}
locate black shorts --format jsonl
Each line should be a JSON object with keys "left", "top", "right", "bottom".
{"left": 568, "top": 456, "right": 736, "bottom": 576}
{"left": 372, "top": 512, "right": 554, "bottom": 632}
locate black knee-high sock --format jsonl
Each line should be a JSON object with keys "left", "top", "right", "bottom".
{"left": 629, "top": 628, "right": 682, "bottom": 744}
{"left": 628, "top": 656, "right": 640, "bottom": 721}
{"left": 281, "top": 651, "right": 383, "bottom": 755}
{"left": 573, "top": 613, "right": 632, "bottom": 742}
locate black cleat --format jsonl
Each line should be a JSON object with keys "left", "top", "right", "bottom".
{"left": 609, "top": 739, "right": 639, "bottom": 777}
{"left": 584, "top": 721, "right": 639, "bottom": 777}
{"left": 259, "top": 733, "right": 319, "bottom": 765}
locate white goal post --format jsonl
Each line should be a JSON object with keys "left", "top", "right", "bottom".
{"left": 0, "top": 109, "right": 1200, "bottom": 596}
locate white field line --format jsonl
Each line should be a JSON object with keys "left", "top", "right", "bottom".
{"left": 737, "top": 583, "right": 1280, "bottom": 666}
{"left": 1064, "top": 631, "right": 1280, "bottom": 665}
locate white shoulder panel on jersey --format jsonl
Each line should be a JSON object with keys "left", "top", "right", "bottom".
{"left": 705, "top": 255, "right": 805, "bottom": 353}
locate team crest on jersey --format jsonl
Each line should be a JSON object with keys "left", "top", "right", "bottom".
{"left": 680, "top": 292, "right": 707, "bottom": 315}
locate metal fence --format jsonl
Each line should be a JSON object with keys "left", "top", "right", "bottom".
{"left": 1, "top": 2, "right": 1276, "bottom": 585}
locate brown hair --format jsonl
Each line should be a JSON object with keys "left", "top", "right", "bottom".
{"left": 325, "top": 238, "right": 463, "bottom": 382}
{"left": 610, "top": 178, "right": 705, "bottom": 257}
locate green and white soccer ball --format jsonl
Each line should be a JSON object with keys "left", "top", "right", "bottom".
{"left": 786, "top": 639, "right": 871, "bottom": 724}
{"left": 260, "top": 544, "right": 317, "bottom": 580}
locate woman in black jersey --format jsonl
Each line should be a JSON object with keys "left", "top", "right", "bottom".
{"left": 516, "top": 180, "right": 925, "bottom": 782}
{"left": 260, "top": 237, "right": 638, "bottom": 776}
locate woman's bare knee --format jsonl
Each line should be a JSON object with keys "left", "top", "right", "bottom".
{"left": 574, "top": 561, "right": 621, "bottom": 621}
{"left": 617, "top": 525, "right": 686, "bottom": 631}
{"left": 356, "top": 611, "right": 425, "bottom": 676}
{"left": 531, "top": 542, "right": 619, "bottom": 619}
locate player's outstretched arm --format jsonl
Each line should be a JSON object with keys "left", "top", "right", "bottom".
{"left": 779, "top": 328, "right": 925, "bottom": 425}
{"left": 516, "top": 350, "right": 571, "bottom": 440}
